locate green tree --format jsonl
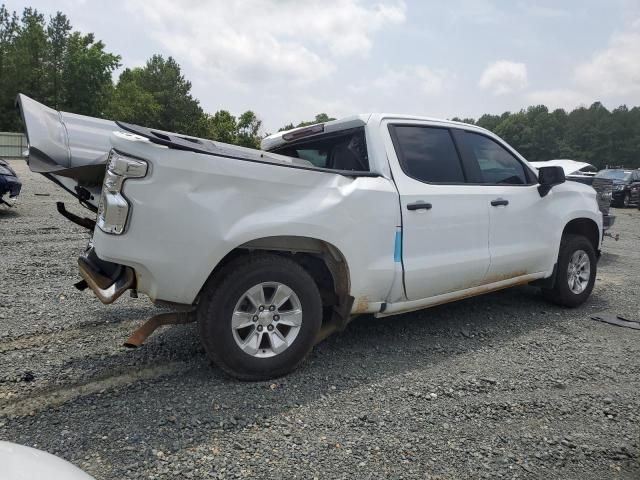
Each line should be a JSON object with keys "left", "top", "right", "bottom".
{"left": 0, "top": 5, "right": 20, "bottom": 129}
{"left": 0, "top": 5, "right": 119, "bottom": 130}
{"left": 455, "top": 103, "right": 640, "bottom": 168}
{"left": 106, "top": 54, "right": 263, "bottom": 147}
{"left": 0, "top": 7, "right": 48, "bottom": 130}
{"left": 14, "top": 8, "right": 48, "bottom": 101}
{"left": 236, "top": 110, "right": 262, "bottom": 148}
{"left": 205, "top": 110, "right": 237, "bottom": 144}
{"left": 104, "top": 69, "right": 161, "bottom": 126}
{"left": 494, "top": 111, "right": 534, "bottom": 159}
{"left": 60, "top": 31, "right": 120, "bottom": 116}
{"left": 476, "top": 113, "right": 502, "bottom": 131}
{"left": 200, "top": 109, "right": 263, "bottom": 148}
{"left": 45, "top": 11, "right": 70, "bottom": 109}
{"left": 135, "top": 55, "right": 206, "bottom": 135}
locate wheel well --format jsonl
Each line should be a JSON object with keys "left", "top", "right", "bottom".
{"left": 562, "top": 218, "right": 599, "bottom": 251}
{"left": 198, "top": 237, "right": 352, "bottom": 339}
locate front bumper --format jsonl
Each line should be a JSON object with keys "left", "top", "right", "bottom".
{"left": 0, "top": 175, "right": 22, "bottom": 198}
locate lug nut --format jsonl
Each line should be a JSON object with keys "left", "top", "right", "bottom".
{"left": 273, "top": 315, "right": 280, "bottom": 321}
{"left": 257, "top": 325, "right": 263, "bottom": 332}
{"left": 252, "top": 315, "right": 259, "bottom": 321}
{"left": 269, "top": 305, "right": 276, "bottom": 311}
{"left": 267, "top": 325, "right": 274, "bottom": 331}
{"left": 259, "top": 305, "right": 265, "bottom": 312}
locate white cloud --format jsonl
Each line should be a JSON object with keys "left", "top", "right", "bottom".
{"left": 447, "top": 0, "right": 505, "bottom": 25}
{"left": 371, "top": 66, "right": 453, "bottom": 95}
{"left": 479, "top": 61, "right": 528, "bottom": 95}
{"left": 517, "top": 3, "right": 569, "bottom": 19}
{"left": 575, "top": 22, "right": 640, "bottom": 97}
{"left": 522, "top": 18, "right": 640, "bottom": 111}
{"left": 126, "top": 0, "right": 406, "bottom": 86}
{"left": 526, "top": 89, "right": 590, "bottom": 111}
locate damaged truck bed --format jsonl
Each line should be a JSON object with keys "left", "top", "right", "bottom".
{"left": 18, "top": 94, "right": 604, "bottom": 380}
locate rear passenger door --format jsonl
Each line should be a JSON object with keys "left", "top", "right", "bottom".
{"left": 385, "top": 123, "right": 491, "bottom": 300}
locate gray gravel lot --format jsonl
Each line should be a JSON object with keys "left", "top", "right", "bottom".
{"left": 1, "top": 159, "right": 639, "bottom": 479}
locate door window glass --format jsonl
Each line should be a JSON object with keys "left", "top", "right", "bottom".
{"left": 390, "top": 125, "right": 465, "bottom": 183}
{"left": 463, "top": 132, "right": 530, "bottom": 185}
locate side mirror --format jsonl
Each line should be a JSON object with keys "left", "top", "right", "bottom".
{"left": 538, "top": 166, "right": 566, "bottom": 197}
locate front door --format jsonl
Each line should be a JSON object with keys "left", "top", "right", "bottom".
{"left": 385, "top": 123, "right": 491, "bottom": 300}
{"left": 453, "top": 130, "right": 555, "bottom": 279}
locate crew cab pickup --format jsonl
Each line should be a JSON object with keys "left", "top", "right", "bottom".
{"left": 18, "top": 94, "right": 603, "bottom": 380}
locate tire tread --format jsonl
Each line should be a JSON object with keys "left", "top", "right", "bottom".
{"left": 197, "top": 253, "right": 322, "bottom": 381}
{"left": 542, "top": 234, "right": 596, "bottom": 308}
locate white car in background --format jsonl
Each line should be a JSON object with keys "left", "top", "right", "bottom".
{"left": 0, "top": 441, "right": 94, "bottom": 479}
{"left": 530, "top": 159, "right": 598, "bottom": 180}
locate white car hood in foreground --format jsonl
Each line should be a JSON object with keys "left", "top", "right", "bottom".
{"left": 0, "top": 441, "right": 94, "bottom": 480}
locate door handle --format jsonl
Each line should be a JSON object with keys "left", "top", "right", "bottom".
{"left": 491, "top": 198, "right": 509, "bottom": 207}
{"left": 407, "top": 201, "right": 432, "bottom": 211}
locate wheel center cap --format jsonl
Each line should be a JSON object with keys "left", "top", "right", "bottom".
{"left": 257, "top": 311, "right": 272, "bottom": 327}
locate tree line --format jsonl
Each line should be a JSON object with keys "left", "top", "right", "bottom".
{"left": 1, "top": 5, "right": 638, "bottom": 168}
{"left": 452, "top": 103, "right": 640, "bottom": 169}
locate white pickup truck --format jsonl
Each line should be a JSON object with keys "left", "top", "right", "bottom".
{"left": 18, "top": 94, "right": 602, "bottom": 380}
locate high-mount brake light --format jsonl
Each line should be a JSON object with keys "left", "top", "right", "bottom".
{"left": 282, "top": 124, "right": 324, "bottom": 142}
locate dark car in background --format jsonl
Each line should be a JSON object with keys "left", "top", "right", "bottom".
{"left": 0, "top": 157, "right": 21, "bottom": 206}
{"left": 594, "top": 169, "right": 640, "bottom": 207}
{"left": 630, "top": 180, "right": 640, "bottom": 209}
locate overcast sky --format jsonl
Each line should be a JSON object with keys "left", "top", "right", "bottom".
{"left": 7, "top": 0, "right": 640, "bottom": 132}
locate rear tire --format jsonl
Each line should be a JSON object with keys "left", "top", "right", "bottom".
{"left": 542, "top": 234, "right": 596, "bottom": 307}
{"left": 197, "top": 254, "right": 322, "bottom": 381}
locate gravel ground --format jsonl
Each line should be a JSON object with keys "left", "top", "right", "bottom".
{"left": 1, "top": 159, "right": 639, "bottom": 479}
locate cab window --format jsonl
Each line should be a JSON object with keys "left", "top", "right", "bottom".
{"left": 389, "top": 125, "right": 465, "bottom": 183}
{"left": 462, "top": 132, "right": 532, "bottom": 185}
{"left": 271, "top": 128, "right": 369, "bottom": 171}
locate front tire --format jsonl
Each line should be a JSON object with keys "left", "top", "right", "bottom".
{"left": 622, "top": 192, "right": 630, "bottom": 208}
{"left": 542, "top": 234, "right": 596, "bottom": 307}
{"left": 197, "top": 254, "right": 322, "bottom": 380}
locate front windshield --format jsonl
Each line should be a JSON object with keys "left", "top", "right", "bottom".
{"left": 595, "top": 169, "right": 631, "bottom": 181}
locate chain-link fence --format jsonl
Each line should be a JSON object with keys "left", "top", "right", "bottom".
{"left": 0, "top": 132, "right": 27, "bottom": 159}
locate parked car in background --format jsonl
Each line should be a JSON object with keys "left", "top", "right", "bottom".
{"left": 532, "top": 160, "right": 614, "bottom": 230}
{"left": 530, "top": 159, "right": 597, "bottom": 185}
{"left": 594, "top": 169, "right": 640, "bottom": 207}
{"left": 0, "top": 157, "right": 21, "bottom": 207}
{"left": 630, "top": 180, "right": 640, "bottom": 209}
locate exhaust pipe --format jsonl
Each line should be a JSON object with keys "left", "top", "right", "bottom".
{"left": 78, "top": 257, "right": 135, "bottom": 304}
{"left": 124, "top": 311, "right": 195, "bottom": 348}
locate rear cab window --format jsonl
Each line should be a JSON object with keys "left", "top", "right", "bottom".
{"left": 270, "top": 128, "right": 370, "bottom": 172}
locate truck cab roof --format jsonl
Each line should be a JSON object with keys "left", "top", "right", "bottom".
{"left": 261, "top": 113, "right": 487, "bottom": 151}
